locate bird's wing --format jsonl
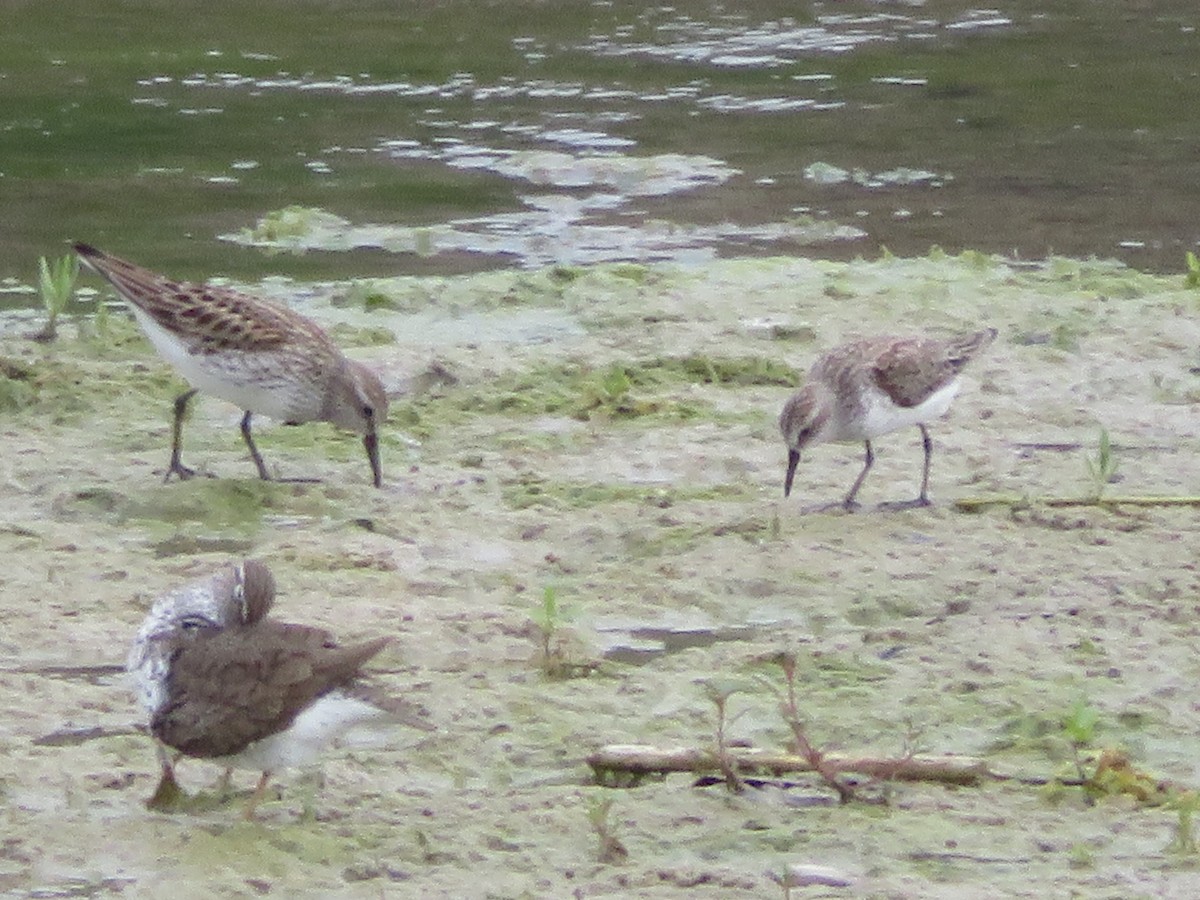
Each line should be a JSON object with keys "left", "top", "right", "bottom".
{"left": 150, "top": 623, "right": 389, "bottom": 758}
{"left": 870, "top": 337, "right": 960, "bottom": 408}
{"left": 74, "top": 243, "right": 325, "bottom": 355}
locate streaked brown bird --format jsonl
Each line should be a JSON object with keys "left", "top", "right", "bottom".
{"left": 779, "top": 329, "right": 996, "bottom": 510}
{"left": 128, "top": 558, "right": 277, "bottom": 806}
{"left": 74, "top": 242, "right": 388, "bottom": 487}
{"left": 149, "top": 613, "right": 434, "bottom": 819}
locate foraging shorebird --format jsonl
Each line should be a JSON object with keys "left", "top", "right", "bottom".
{"left": 74, "top": 242, "right": 388, "bottom": 487}
{"left": 130, "top": 560, "right": 433, "bottom": 818}
{"left": 779, "top": 329, "right": 996, "bottom": 510}
{"left": 149, "top": 614, "right": 433, "bottom": 819}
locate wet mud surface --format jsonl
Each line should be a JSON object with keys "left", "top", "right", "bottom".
{"left": 2, "top": 253, "right": 1200, "bottom": 896}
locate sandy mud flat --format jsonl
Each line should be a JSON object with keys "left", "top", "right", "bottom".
{"left": 1, "top": 252, "right": 1199, "bottom": 897}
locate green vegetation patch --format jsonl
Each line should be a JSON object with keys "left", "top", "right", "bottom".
{"left": 449, "top": 355, "right": 797, "bottom": 423}
{"left": 125, "top": 479, "right": 294, "bottom": 530}
{"left": 651, "top": 354, "right": 799, "bottom": 387}
{"left": 0, "top": 349, "right": 171, "bottom": 422}
{"left": 53, "top": 478, "right": 316, "bottom": 535}
{"left": 0, "top": 358, "right": 37, "bottom": 411}
{"left": 327, "top": 322, "right": 397, "bottom": 347}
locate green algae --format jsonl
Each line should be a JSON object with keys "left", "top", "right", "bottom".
{"left": 177, "top": 816, "right": 364, "bottom": 875}
{"left": 326, "top": 322, "right": 397, "bottom": 347}
{"left": 0, "top": 359, "right": 37, "bottom": 411}
{"left": 241, "top": 205, "right": 332, "bottom": 243}
{"left": 449, "top": 361, "right": 697, "bottom": 421}
{"left": 658, "top": 355, "right": 799, "bottom": 387}
{"left": 0, "top": 327, "right": 178, "bottom": 430}
{"left": 127, "top": 480, "right": 308, "bottom": 529}
{"left": 50, "top": 479, "right": 320, "bottom": 536}
{"left": 438, "top": 355, "right": 797, "bottom": 426}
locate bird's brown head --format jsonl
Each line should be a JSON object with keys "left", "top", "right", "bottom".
{"left": 324, "top": 360, "right": 390, "bottom": 488}
{"left": 778, "top": 386, "right": 828, "bottom": 498}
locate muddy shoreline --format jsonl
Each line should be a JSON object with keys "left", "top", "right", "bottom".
{"left": 2, "top": 253, "right": 1200, "bottom": 896}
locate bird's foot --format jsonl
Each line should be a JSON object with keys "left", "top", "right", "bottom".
{"left": 799, "top": 499, "right": 860, "bottom": 515}
{"left": 163, "top": 461, "right": 215, "bottom": 483}
{"left": 213, "top": 768, "right": 234, "bottom": 800}
{"left": 877, "top": 496, "right": 933, "bottom": 512}
{"left": 145, "top": 767, "right": 188, "bottom": 811}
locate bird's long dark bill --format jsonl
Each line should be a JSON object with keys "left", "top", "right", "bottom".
{"left": 364, "top": 431, "right": 382, "bottom": 488}
{"left": 784, "top": 449, "right": 800, "bottom": 497}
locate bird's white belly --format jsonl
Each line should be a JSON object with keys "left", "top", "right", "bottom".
{"left": 836, "top": 379, "right": 961, "bottom": 442}
{"left": 222, "top": 692, "right": 386, "bottom": 772}
{"left": 130, "top": 307, "right": 314, "bottom": 421}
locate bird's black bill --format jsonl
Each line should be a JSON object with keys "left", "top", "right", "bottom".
{"left": 364, "top": 431, "right": 382, "bottom": 488}
{"left": 784, "top": 448, "right": 800, "bottom": 497}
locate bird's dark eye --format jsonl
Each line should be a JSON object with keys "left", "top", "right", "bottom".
{"left": 178, "top": 614, "right": 216, "bottom": 631}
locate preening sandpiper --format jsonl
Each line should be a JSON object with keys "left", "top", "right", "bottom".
{"left": 74, "top": 243, "right": 388, "bottom": 487}
{"left": 128, "top": 559, "right": 277, "bottom": 805}
{"left": 779, "top": 329, "right": 996, "bottom": 510}
{"left": 148, "top": 611, "right": 434, "bottom": 819}
{"left": 132, "top": 559, "right": 433, "bottom": 818}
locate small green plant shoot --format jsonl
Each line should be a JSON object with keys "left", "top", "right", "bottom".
{"left": 34, "top": 252, "right": 80, "bottom": 342}
{"left": 1084, "top": 428, "right": 1118, "bottom": 499}
{"left": 530, "top": 585, "right": 562, "bottom": 658}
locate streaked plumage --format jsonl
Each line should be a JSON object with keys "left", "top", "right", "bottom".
{"left": 127, "top": 559, "right": 277, "bottom": 805}
{"left": 128, "top": 559, "right": 276, "bottom": 715}
{"left": 74, "top": 242, "right": 388, "bottom": 487}
{"left": 779, "top": 329, "right": 996, "bottom": 509}
{"left": 149, "top": 614, "right": 434, "bottom": 818}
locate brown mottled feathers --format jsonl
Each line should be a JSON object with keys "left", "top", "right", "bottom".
{"left": 150, "top": 623, "right": 390, "bottom": 759}
{"left": 72, "top": 242, "right": 333, "bottom": 356}
{"left": 866, "top": 329, "right": 996, "bottom": 408}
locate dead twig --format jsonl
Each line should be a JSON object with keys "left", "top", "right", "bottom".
{"left": 700, "top": 679, "right": 744, "bottom": 793}
{"left": 587, "top": 744, "right": 996, "bottom": 787}
{"left": 775, "top": 651, "right": 856, "bottom": 802}
{"left": 956, "top": 495, "right": 1200, "bottom": 512}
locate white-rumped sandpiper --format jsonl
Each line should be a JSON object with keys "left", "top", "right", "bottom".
{"left": 779, "top": 328, "right": 996, "bottom": 510}
{"left": 75, "top": 243, "right": 388, "bottom": 486}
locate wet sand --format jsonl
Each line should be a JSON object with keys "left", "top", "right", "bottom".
{"left": 2, "top": 252, "right": 1200, "bottom": 896}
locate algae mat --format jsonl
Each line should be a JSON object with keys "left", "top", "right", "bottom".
{"left": 2, "top": 253, "right": 1200, "bottom": 897}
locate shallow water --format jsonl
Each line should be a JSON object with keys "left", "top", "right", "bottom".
{"left": 2, "top": 0, "right": 1199, "bottom": 290}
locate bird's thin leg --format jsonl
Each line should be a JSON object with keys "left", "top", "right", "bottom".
{"left": 243, "top": 771, "right": 273, "bottom": 820}
{"left": 240, "top": 411, "right": 272, "bottom": 481}
{"left": 166, "top": 389, "right": 199, "bottom": 482}
{"left": 878, "top": 425, "right": 934, "bottom": 510}
{"left": 917, "top": 423, "right": 933, "bottom": 506}
{"left": 842, "top": 440, "right": 874, "bottom": 511}
{"left": 214, "top": 766, "right": 234, "bottom": 798}
{"left": 246, "top": 415, "right": 323, "bottom": 484}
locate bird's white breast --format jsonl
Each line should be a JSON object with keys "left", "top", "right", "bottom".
{"left": 129, "top": 306, "right": 315, "bottom": 422}
{"left": 834, "top": 378, "right": 961, "bottom": 442}
{"left": 222, "top": 692, "right": 387, "bottom": 772}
